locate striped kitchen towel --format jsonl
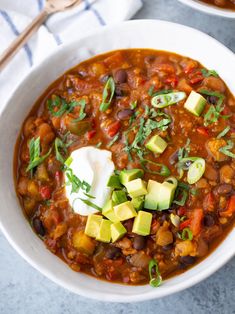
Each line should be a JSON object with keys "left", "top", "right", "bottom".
{"left": 0, "top": 0, "right": 143, "bottom": 111}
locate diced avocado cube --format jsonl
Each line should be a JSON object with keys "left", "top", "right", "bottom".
{"left": 145, "top": 135, "right": 168, "bottom": 154}
{"left": 114, "top": 201, "right": 137, "bottom": 221}
{"left": 125, "top": 178, "right": 147, "bottom": 198}
{"left": 144, "top": 180, "right": 161, "bottom": 210}
{"left": 102, "top": 200, "right": 120, "bottom": 223}
{"left": 184, "top": 91, "right": 206, "bottom": 117}
{"left": 85, "top": 214, "right": 102, "bottom": 238}
{"left": 131, "top": 196, "right": 144, "bottom": 211}
{"left": 96, "top": 219, "right": 112, "bottom": 243}
{"left": 119, "top": 169, "right": 144, "bottom": 185}
{"left": 132, "top": 211, "right": 153, "bottom": 236}
{"left": 112, "top": 190, "right": 127, "bottom": 205}
{"left": 107, "top": 175, "right": 122, "bottom": 189}
{"left": 158, "top": 181, "right": 177, "bottom": 210}
{"left": 111, "top": 222, "right": 127, "bottom": 242}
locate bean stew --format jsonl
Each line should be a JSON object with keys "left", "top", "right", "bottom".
{"left": 15, "top": 49, "right": 235, "bottom": 286}
{"left": 199, "top": 0, "right": 235, "bottom": 10}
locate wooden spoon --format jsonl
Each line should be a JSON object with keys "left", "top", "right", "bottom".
{"left": 0, "top": 0, "right": 81, "bottom": 72}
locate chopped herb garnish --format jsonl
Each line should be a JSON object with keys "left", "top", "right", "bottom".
{"left": 140, "top": 159, "right": 171, "bottom": 177}
{"left": 181, "top": 228, "right": 193, "bottom": 241}
{"left": 203, "top": 101, "right": 229, "bottom": 126}
{"left": 217, "top": 126, "right": 230, "bottom": 139}
{"left": 200, "top": 89, "right": 225, "bottom": 106}
{"left": 55, "top": 138, "right": 67, "bottom": 164}
{"left": 107, "top": 133, "right": 119, "bottom": 148}
{"left": 148, "top": 259, "right": 162, "bottom": 288}
{"left": 178, "top": 139, "right": 191, "bottom": 162}
{"left": 66, "top": 167, "right": 91, "bottom": 194}
{"left": 99, "top": 77, "right": 115, "bottom": 112}
{"left": 173, "top": 184, "right": 188, "bottom": 206}
{"left": 130, "top": 100, "right": 137, "bottom": 109}
{"left": 78, "top": 198, "right": 102, "bottom": 211}
{"left": 72, "top": 99, "right": 87, "bottom": 122}
{"left": 83, "top": 193, "right": 96, "bottom": 199}
{"left": 47, "top": 95, "right": 81, "bottom": 117}
{"left": 219, "top": 140, "right": 235, "bottom": 158}
{"left": 27, "top": 137, "right": 52, "bottom": 174}
{"left": 201, "top": 69, "right": 219, "bottom": 78}
{"left": 96, "top": 141, "right": 102, "bottom": 148}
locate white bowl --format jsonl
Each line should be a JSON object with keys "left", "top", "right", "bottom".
{"left": 0, "top": 20, "right": 235, "bottom": 302}
{"left": 178, "top": 0, "right": 235, "bottom": 18}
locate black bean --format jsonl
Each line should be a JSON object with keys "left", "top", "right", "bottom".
{"left": 115, "top": 86, "right": 124, "bottom": 97}
{"left": 162, "top": 243, "right": 174, "bottom": 251}
{"left": 117, "top": 109, "right": 134, "bottom": 120}
{"left": 67, "top": 88, "right": 74, "bottom": 95}
{"left": 105, "top": 246, "right": 121, "bottom": 259}
{"left": 114, "top": 69, "right": 127, "bottom": 84}
{"left": 216, "top": 184, "right": 232, "bottom": 195}
{"left": 160, "top": 214, "right": 168, "bottom": 223}
{"left": 180, "top": 256, "right": 196, "bottom": 265}
{"left": 32, "top": 217, "right": 45, "bottom": 237}
{"left": 133, "top": 235, "right": 146, "bottom": 250}
{"left": 207, "top": 95, "right": 217, "bottom": 105}
{"left": 203, "top": 214, "right": 215, "bottom": 227}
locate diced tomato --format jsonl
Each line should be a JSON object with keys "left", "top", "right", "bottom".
{"left": 190, "top": 208, "right": 204, "bottom": 236}
{"left": 196, "top": 126, "right": 210, "bottom": 137}
{"left": 87, "top": 129, "right": 96, "bottom": 140}
{"left": 189, "top": 75, "right": 204, "bottom": 85}
{"left": 107, "top": 121, "right": 121, "bottom": 137}
{"left": 164, "top": 75, "right": 178, "bottom": 88}
{"left": 221, "top": 106, "right": 231, "bottom": 116}
{"left": 203, "top": 192, "right": 215, "bottom": 212}
{"left": 177, "top": 207, "right": 186, "bottom": 216}
{"left": 179, "top": 219, "right": 191, "bottom": 231}
{"left": 220, "top": 195, "right": 235, "bottom": 217}
{"left": 39, "top": 186, "right": 51, "bottom": 200}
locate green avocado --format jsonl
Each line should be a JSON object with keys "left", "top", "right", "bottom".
{"left": 144, "top": 180, "right": 161, "bottom": 210}
{"left": 113, "top": 201, "right": 137, "bottom": 221}
{"left": 184, "top": 91, "right": 206, "bottom": 117}
{"left": 102, "top": 200, "right": 120, "bottom": 223}
{"left": 96, "top": 219, "right": 112, "bottom": 243}
{"left": 111, "top": 221, "right": 127, "bottom": 242}
{"left": 119, "top": 169, "right": 144, "bottom": 185}
{"left": 132, "top": 210, "right": 153, "bottom": 236}
{"left": 85, "top": 214, "right": 102, "bottom": 238}
{"left": 145, "top": 135, "right": 168, "bottom": 154}
{"left": 131, "top": 196, "right": 144, "bottom": 211}
{"left": 158, "top": 178, "right": 178, "bottom": 210}
{"left": 125, "top": 178, "right": 147, "bottom": 198}
{"left": 107, "top": 174, "right": 122, "bottom": 189}
{"left": 112, "top": 190, "right": 127, "bottom": 205}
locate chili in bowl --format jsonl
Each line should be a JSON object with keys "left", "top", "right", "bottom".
{"left": 1, "top": 20, "right": 235, "bottom": 302}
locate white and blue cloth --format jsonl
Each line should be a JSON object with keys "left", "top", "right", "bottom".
{"left": 0, "top": 0, "right": 143, "bottom": 111}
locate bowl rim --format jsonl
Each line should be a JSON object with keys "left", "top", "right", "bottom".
{"left": 1, "top": 19, "right": 235, "bottom": 302}
{"left": 178, "top": 0, "right": 235, "bottom": 18}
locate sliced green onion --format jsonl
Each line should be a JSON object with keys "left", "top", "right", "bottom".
{"left": 99, "top": 77, "right": 115, "bottom": 112}
{"left": 78, "top": 198, "right": 102, "bottom": 211}
{"left": 187, "top": 158, "right": 205, "bottom": 184}
{"left": 181, "top": 228, "right": 193, "bottom": 241}
{"left": 177, "top": 157, "right": 199, "bottom": 171}
{"left": 217, "top": 126, "right": 231, "bottom": 139}
{"left": 148, "top": 259, "right": 162, "bottom": 288}
{"left": 65, "top": 156, "right": 73, "bottom": 167}
{"left": 107, "top": 133, "right": 119, "bottom": 148}
{"left": 165, "top": 176, "right": 178, "bottom": 188}
{"left": 219, "top": 140, "right": 235, "bottom": 158}
{"left": 140, "top": 159, "right": 171, "bottom": 177}
{"left": 151, "top": 92, "right": 186, "bottom": 108}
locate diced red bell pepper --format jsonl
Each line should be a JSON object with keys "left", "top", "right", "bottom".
{"left": 179, "top": 219, "right": 191, "bottom": 231}
{"left": 220, "top": 195, "right": 235, "bottom": 217}
{"left": 87, "top": 129, "right": 96, "bottom": 140}
{"left": 164, "top": 75, "right": 178, "bottom": 88}
{"left": 107, "top": 121, "right": 121, "bottom": 137}
{"left": 189, "top": 75, "right": 204, "bottom": 85}
{"left": 39, "top": 186, "right": 51, "bottom": 200}
{"left": 196, "top": 126, "right": 210, "bottom": 137}
{"left": 177, "top": 206, "right": 186, "bottom": 216}
{"left": 190, "top": 208, "right": 204, "bottom": 236}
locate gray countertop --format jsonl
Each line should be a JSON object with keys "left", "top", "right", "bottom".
{"left": 1, "top": 0, "right": 235, "bottom": 313}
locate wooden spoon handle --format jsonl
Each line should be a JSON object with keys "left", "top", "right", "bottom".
{"left": 0, "top": 10, "right": 49, "bottom": 72}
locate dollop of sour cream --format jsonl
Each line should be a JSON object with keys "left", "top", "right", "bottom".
{"left": 65, "top": 146, "right": 114, "bottom": 216}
